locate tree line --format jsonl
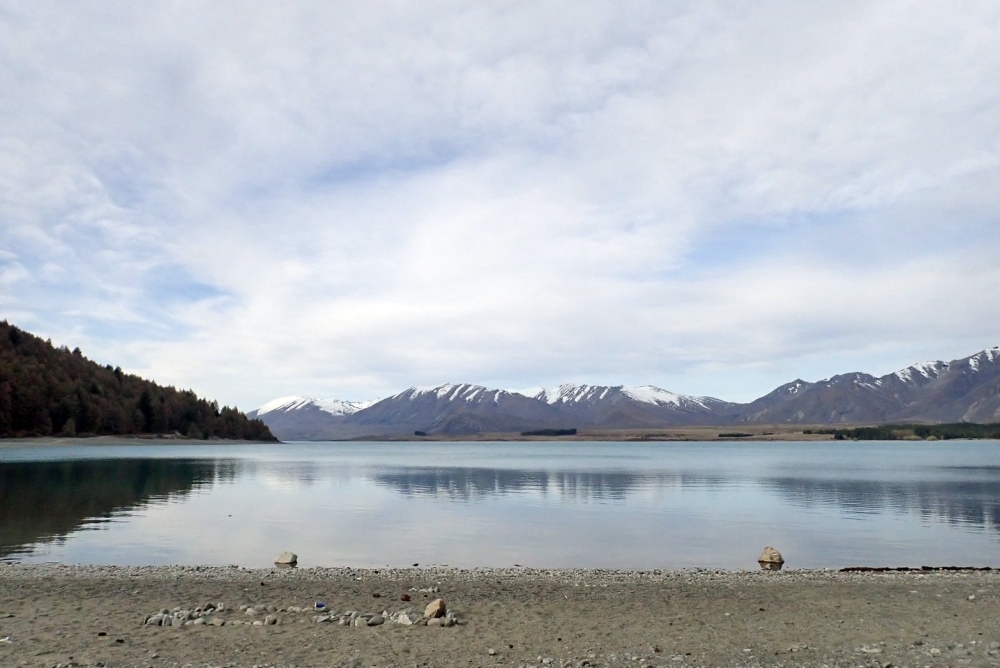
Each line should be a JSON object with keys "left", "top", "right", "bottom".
{"left": 804, "top": 423, "right": 1000, "bottom": 440}
{"left": 0, "top": 321, "right": 275, "bottom": 440}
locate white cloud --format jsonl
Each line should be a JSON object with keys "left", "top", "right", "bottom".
{"left": 2, "top": 1, "right": 999, "bottom": 407}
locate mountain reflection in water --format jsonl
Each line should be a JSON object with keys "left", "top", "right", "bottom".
{"left": 0, "top": 458, "right": 233, "bottom": 559}
{"left": 371, "top": 467, "right": 678, "bottom": 501}
{"left": 2, "top": 441, "right": 999, "bottom": 568}
{"left": 765, "top": 473, "right": 1000, "bottom": 533}
{"left": 371, "top": 465, "right": 1000, "bottom": 537}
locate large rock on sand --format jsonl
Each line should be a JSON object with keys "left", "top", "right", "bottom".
{"left": 758, "top": 546, "right": 784, "bottom": 570}
{"left": 274, "top": 551, "right": 298, "bottom": 566}
{"left": 425, "top": 598, "right": 447, "bottom": 619}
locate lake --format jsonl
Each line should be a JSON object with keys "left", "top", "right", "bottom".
{"left": 1, "top": 440, "right": 998, "bottom": 570}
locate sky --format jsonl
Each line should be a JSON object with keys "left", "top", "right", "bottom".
{"left": 2, "top": 1, "right": 1000, "bottom": 411}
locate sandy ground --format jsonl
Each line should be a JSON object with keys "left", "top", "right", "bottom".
{"left": 1, "top": 565, "right": 998, "bottom": 668}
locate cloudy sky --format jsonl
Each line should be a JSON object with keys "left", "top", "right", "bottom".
{"left": 2, "top": 1, "right": 999, "bottom": 410}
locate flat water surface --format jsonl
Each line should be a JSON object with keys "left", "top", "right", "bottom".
{"left": 1, "top": 441, "right": 998, "bottom": 569}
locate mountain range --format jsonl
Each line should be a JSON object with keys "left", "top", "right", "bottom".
{"left": 249, "top": 346, "right": 1000, "bottom": 440}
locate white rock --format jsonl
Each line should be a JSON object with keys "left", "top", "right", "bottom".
{"left": 274, "top": 551, "right": 298, "bottom": 566}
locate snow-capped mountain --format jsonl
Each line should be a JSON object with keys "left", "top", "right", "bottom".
{"left": 251, "top": 345, "right": 1000, "bottom": 439}
{"left": 740, "top": 346, "right": 1000, "bottom": 424}
{"left": 247, "top": 395, "right": 377, "bottom": 440}
{"left": 252, "top": 395, "right": 374, "bottom": 417}
{"left": 520, "top": 384, "right": 716, "bottom": 408}
{"left": 510, "top": 384, "right": 738, "bottom": 428}
{"left": 346, "top": 383, "right": 557, "bottom": 436}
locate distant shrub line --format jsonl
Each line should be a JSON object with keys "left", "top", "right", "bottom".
{"left": 803, "top": 423, "right": 1000, "bottom": 440}
{"left": 520, "top": 428, "right": 577, "bottom": 437}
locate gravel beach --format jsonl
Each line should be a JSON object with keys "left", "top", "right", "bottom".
{"left": 1, "top": 564, "right": 998, "bottom": 668}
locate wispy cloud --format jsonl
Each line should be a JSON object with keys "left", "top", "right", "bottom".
{"left": 2, "top": 1, "right": 999, "bottom": 407}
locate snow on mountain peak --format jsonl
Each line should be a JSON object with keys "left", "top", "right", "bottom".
{"left": 621, "top": 385, "right": 687, "bottom": 406}
{"left": 254, "top": 396, "right": 373, "bottom": 417}
{"left": 405, "top": 383, "right": 509, "bottom": 403}
{"left": 507, "top": 383, "right": 709, "bottom": 408}
{"left": 969, "top": 347, "right": 1000, "bottom": 371}
{"left": 517, "top": 384, "right": 615, "bottom": 405}
{"left": 893, "top": 360, "right": 948, "bottom": 383}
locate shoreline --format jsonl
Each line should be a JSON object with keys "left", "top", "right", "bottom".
{"left": 0, "top": 435, "right": 276, "bottom": 447}
{"left": 2, "top": 563, "right": 997, "bottom": 667}
{"left": 6, "top": 428, "right": 999, "bottom": 445}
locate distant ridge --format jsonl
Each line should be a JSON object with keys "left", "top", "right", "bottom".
{"left": 255, "top": 345, "right": 1000, "bottom": 440}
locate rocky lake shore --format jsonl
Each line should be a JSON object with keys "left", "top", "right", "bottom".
{"left": 1, "top": 563, "right": 998, "bottom": 667}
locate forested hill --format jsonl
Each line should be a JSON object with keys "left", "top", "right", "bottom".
{"left": 0, "top": 321, "right": 276, "bottom": 441}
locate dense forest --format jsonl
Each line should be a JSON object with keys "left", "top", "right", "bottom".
{"left": 0, "top": 321, "right": 275, "bottom": 440}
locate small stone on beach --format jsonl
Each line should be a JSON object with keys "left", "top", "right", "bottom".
{"left": 274, "top": 551, "right": 297, "bottom": 567}
{"left": 758, "top": 546, "right": 785, "bottom": 571}
{"left": 425, "top": 598, "right": 446, "bottom": 619}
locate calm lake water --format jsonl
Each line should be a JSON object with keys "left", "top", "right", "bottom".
{"left": 1, "top": 441, "right": 998, "bottom": 569}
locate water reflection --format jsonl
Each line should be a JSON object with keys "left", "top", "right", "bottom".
{"left": 766, "top": 475, "right": 1000, "bottom": 533}
{"left": 373, "top": 467, "right": 653, "bottom": 501}
{"left": 370, "top": 465, "right": 1000, "bottom": 538}
{"left": 0, "top": 458, "right": 230, "bottom": 559}
{"left": 2, "top": 442, "right": 1000, "bottom": 567}
{"left": 370, "top": 467, "right": 739, "bottom": 501}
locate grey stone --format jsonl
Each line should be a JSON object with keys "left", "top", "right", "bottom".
{"left": 427, "top": 617, "right": 443, "bottom": 627}
{"left": 265, "top": 615, "right": 277, "bottom": 625}
{"left": 367, "top": 615, "right": 384, "bottom": 626}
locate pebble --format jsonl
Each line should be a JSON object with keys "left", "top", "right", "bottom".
{"left": 367, "top": 615, "right": 384, "bottom": 626}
